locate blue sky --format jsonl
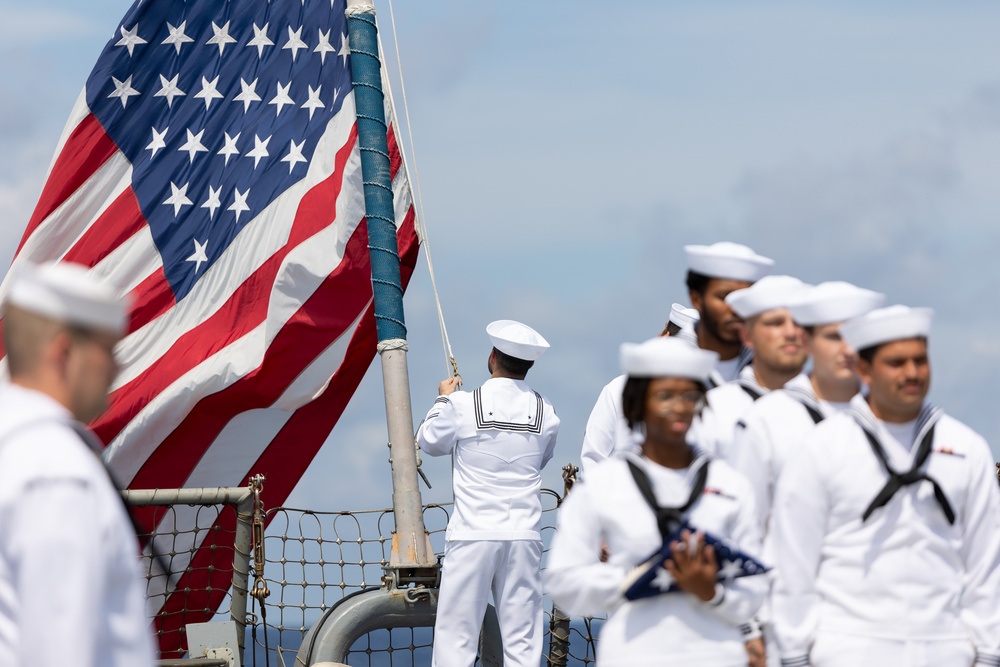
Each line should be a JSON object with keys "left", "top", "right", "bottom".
{"left": 3, "top": 0, "right": 1000, "bottom": 512}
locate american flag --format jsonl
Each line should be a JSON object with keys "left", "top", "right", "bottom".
{"left": 2, "top": 0, "right": 418, "bottom": 654}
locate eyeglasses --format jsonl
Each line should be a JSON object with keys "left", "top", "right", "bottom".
{"left": 650, "top": 391, "right": 705, "bottom": 409}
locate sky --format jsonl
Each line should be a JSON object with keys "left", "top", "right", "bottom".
{"left": 4, "top": 0, "right": 1000, "bottom": 514}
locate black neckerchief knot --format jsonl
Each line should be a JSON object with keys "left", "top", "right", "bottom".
{"left": 627, "top": 456, "right": 710, "bottom": 539}
{"left": 859, "top": 422, "right": 955, "bottom": 525}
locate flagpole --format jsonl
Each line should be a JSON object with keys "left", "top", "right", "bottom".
{"left": 345, "top": 0, "right": 435, "bottom": 572}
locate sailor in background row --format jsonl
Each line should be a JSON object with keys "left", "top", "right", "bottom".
{"left": 684, "top": 242, "right": 773, "bottom": 384}
{"left": 771, "top": 306, "right": 1000, "bottom": 666}
{"left": 0, "top": 263, "right": 155, "bottom": 667}
{"left": 732, "top": 281, "right": 886, "bottom": 533}
{"left": 580, "top": 303, "right": 699, "bottom": 476}
{"left": 417, "top": 320, "right": 559, "bottom": 667}
{"left": 691, "top": 275, "right": 811, "bottom": 460}
{"left": 548, "top": 337, "right": 766, "bottom": 667}
{"left": 729, "top": 281, "right": 885, "bottom": 667}
{"left": 680, "top": 273, "right": 810, "bottom": 664}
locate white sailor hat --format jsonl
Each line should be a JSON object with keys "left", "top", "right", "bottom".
{"left": 487, "top": 319, "right": 549, "bottom": 361}
{"left": 684, "top": 242, "right": 774, "bottom": 282}
{"left": 724, "top": 275, "right": 811, "bottom": 319}
{"left": 5, "top": 262, "right": 128, "bottom": 337}
{"left": 620, "top": 337, "right": 719, "bottom": 382}
{"left": 788, "top": 281, "right": 886, "bottom": 327}
{"left": 839, "top": 305, "right": 933, "bottom": 352}
{"left": 668, "top": 303, "right": 700, "bottom": 329}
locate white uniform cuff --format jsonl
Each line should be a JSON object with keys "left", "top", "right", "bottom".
{"left": 707, "top": 582, "right": 726, "bottom": 606}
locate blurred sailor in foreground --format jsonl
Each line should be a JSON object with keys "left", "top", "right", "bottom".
{"left": 684, "top": 242, "right": 774, "bottom": 384}
{"left": 417, "top": 320, "right": 559, "bottom": 667}
{"left": 548, "top": 337, "right": 766, "bottom": 667}
{"left": 580, "top": 303, "right": 699, "bottom": 476}
{"left": 0, "top": 262, "right": 155, "bottom": 667}
{"left": 771, "top": 305, "right": 1000, "bottom": 666}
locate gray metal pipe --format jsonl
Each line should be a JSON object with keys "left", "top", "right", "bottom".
{"left": 296, "top": 587, "right": 502, "bottom": 666}
{"left": 380, "top": 344, "right": 433, "bottom": 566}
{"left": 230, "top": 493, "right": 255, "bottom": 658}
{"left": 122, "top": 487, "right": 251, "bottom": 506}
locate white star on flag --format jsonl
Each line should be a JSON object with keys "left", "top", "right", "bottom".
{"left": 186, "top": 239, "right": 209, "bottom": 273}
{"left": 268, "top": 82, "right": 295, "bottom": 116}
{"left": 247, "top": 23, "right": 274, "bottom": 59}
{"left": 234, "top": 78, "right": 262, "bottom": 113}
{"left": 162, "top": 21, "right": 194, "bottom": 55}
{"left": 301, "top": 85, "right": 325, "bottom": 119}
{"left": 116, "top": 24, "right": 147, "bottom": 57}
{"left": 652, "top": 567, "right": 674, "bottom": 592}
{"left": 228, "top": 187, "right": 251, "bottom": 221}
{"left": 154, "top": 74, "right": 186, "bottom": 108}
{"left": 281, "top": 140, "right": 308, "bottom": 173}
{"left": 314, "top": 29, "right": 336, "bottom": 64}
{"left": 246, "top": 134, "right": 271, "bottom": 169}
{"left": 108, "top": 75, "right": 141, "bottom": 108}
{"left": 338, "top": 32, "right": 349, "bottom": 65}
{"left": 146, "top": 126, "right": 168, "bottom": 157}
{"left": 163, "top": 181, "right": 193, "bottom": 217}
{"left": 194, "top": 76, "right": 224, "bottom": 110}
{"left": 218, "top": 132, "right": 241, "bottom": 165}
{"left": 718, "top": 558, "right": 744, "bottom": 582}
{"left": 207, "top": 21, "right": 237, "bottom": 56}
{"left": 178, "top": 129, "right": 209, "bottom": 163}
{"left": 282, "top": 26, "right": 308, "bottom": 61}
{"left": 201, "top": 185, "right": 222, "bottom": 220}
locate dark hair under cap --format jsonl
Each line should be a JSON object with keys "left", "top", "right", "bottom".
{"left": 622, "top": 376, "right": 652, "bottom": 431}
{"left": 621, "top": 375, "right": 707, "bottom": 431}
{"left": 685, "top": 270, "right": 711, "bottom": 296}
{"left": 493, "top": 348, "right": 534, "bottom": 377}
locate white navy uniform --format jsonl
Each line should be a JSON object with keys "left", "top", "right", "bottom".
{"left": 418, "top": 377, "right": 559, "bottom": 667}
{"left": 691, "top": 365, "right": 768, "bottom": 461}
{"left": 0, "top": 384, "right": 155, "bottom": 667}
{"left": 708, "top": 342, "right": 754, "bottom": 386}
{"left": 547, "top": 452, "right": 767, "bottom": 667}
{"left": 731, "top": 373, "right": 850, "bottom": 534}
{"left": 730, "top": 374, "right": 851, "bottom": 667}
{"left": 580, "top": 374, "right": 641, "bottom": 476}
{"left": 771, "top": 395, "right": 1000, "bottom": 666}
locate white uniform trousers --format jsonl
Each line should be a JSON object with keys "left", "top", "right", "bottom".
{"left": 807, "top": 630, "right": 975, "bottom": 667}
{"left": 432, "top": 539, "right": 544, "bottom": 667}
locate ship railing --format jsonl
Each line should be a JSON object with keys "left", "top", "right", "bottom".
{"left": 124, "top": 468, "right": 603, "bottom": 667}
{"left": 122, "top": 483, "right": 257, "bottom": 666}
{"left": 254, "top": 488, "right": 601, "bottom": 666}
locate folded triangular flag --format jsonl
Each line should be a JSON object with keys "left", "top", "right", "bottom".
{"left": 623, "top": 521, "right": 769, "bottom": 601}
